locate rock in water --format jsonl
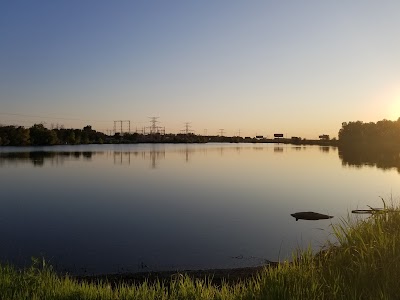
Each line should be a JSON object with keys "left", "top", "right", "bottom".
{"left": 291, "top": 211, "right": 333, "bottom": 221}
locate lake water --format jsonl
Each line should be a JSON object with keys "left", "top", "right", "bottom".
{"left": 0, "top": 143, "right": 398, "bottom": 275}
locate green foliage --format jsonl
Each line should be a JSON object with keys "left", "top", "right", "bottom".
{"left": 0, "top": 125, "right": 107, "bottom": 146}
{"left": 338, "top": 119, "right": 400, "bottom": 172}
{"left": 339, "top": 118, "right": 400, "bottom": 148}
{"left": 29, "top": 124, "right": 59, "bottom": 145}
{"left": 0, "top": 125, "right": 29, "bottom": 146}
{"left": 1, "top": 203, "right": 400, "bottom": 299}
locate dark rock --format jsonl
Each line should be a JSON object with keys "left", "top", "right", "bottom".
{"left": 291, "top": 211, "right": 333, "bottom": 221}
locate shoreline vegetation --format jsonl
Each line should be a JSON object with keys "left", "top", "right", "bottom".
{"left": 0, "top": 123, "right": 338, "bottom": 146}
{"left": 3, "top": 118, "right": 400, "bottom": 172}
{"left": 1, "top": 118, "right": 400, "bottom": 148}
{"left": 1, "top": 203, "right": 400, "bottom": 299}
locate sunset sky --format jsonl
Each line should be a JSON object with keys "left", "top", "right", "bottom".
{"left": 1, "top": 1, "right": 400, "bottom": 138}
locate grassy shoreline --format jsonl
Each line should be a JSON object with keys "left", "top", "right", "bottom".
{"left": 1, "top": 208, "right": 400, "bottom": 299}
{"left": 74, "top": 265, "right": 276, "bottom": 288}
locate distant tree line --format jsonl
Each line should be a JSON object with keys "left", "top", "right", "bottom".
{"left": 339, "top": 118, "right": 400, "bottom": 148}
{"left": 2, "top": 118, "right": 399, "bottom": 147}
{"left": 337, "top": 118, "right": 400, "bottom": 172}
{"left": 0, "top": 124, "right": 106, "bottom": 146}
{"left": 0, "top": 124, "right": 210, "bottom": 146}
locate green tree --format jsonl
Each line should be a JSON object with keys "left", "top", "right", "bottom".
{"left": 66, "top": 131, "right": 76, "bottom": 144}
{"left": 11, "top": 126, "right": 30, "bottom": 145}
{"left": 0, "top": 125, "right": 29, "bottom": 146}
{"left": 339, "top": 118, "right": 400, "bottom": 148}
{"left": 30, "top": 124, "right": 58, "bottom": 145}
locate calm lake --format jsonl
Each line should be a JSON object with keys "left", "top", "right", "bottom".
{"left": 0, "top": 143, "right": 398, "bottom": 275}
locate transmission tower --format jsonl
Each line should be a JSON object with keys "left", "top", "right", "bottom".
{"left": 113, "top": 120, "right": 131, "bottom": 134}
{"left": 149, "top": 117, "right": 159, "bottom": 134}
{"left": 146, "top": 117, "right": 165, "bottom": 135}
{"left": 219, "top": 129, "right": 225, "bottom": 136}
{"left": 181, "top": 122, "right": 193, "bottom": 134}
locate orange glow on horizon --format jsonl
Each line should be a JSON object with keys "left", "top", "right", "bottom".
{"left": 386, "top": 85, "right": 400, "bottom": 121}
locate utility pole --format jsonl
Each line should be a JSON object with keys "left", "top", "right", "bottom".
{"left": 113, "top": 120, "right": 130, "bottom": 134}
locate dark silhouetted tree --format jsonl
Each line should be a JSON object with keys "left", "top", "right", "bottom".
{"left": 29, "top": 124, "right": 58, "bottom": 145}
{"left": 339, "top": 118, "right": 400, "bottom": 148}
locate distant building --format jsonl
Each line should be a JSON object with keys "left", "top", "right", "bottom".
{"left": 256, "top": 135, "right": 264, "bottom": 139}
{"left": 274, "top": 133, "right": 284, "bottom": 138}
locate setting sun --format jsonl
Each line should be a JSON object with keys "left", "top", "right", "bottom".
{"left": 379, "top": 83, "right": 400, "bottom": 121}
{"left": 388, "top": 92, "right": 400, "bottom": 121}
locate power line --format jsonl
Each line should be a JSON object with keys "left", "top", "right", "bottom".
{"left": 0, "top": 112, "right": 111, "bottom": 123}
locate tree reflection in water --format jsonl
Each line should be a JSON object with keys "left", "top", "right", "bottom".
{"left": 339, "top": 146, "right": 400, "bottom": 173}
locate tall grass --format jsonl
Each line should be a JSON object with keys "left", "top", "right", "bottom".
{"left": 1, "top": 206, "right": 400, "bottom": 299}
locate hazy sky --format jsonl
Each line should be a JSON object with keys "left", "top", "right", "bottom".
{"left": 1, "top": 1, "right": 400, "bottom": 138}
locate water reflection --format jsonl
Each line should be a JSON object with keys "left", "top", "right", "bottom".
{"left": 319, "top": 146, "right": 330, "bottom": 153}
{"left": 0, "top": 151, "right": 94, "bottom": 167}
{"left": 177, "top": 147, "right": 198, "bottom": 163}
{"left": 0, "top": 144, "right": 399, "bottom": 274}
{"left": 339, "top": 146, "right": 400, "bottom": 173}
{"left": 113, "top": 152, "right": 132, "bottom": 165}
{"left": 146, "top": 148, "right": 166, "bottom": 168}
{"left": 0, "top": 146, "right": 244, "bottom": 169}
{"left": 113, "top": 150, "right": 167, "bottom": 168}
{"left": 2, "top": 146, "right": 400, "bottom": 174}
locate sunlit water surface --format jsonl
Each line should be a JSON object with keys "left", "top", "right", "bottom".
{"left": 0, "top": 144, "right": 398, "bottom": 274}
